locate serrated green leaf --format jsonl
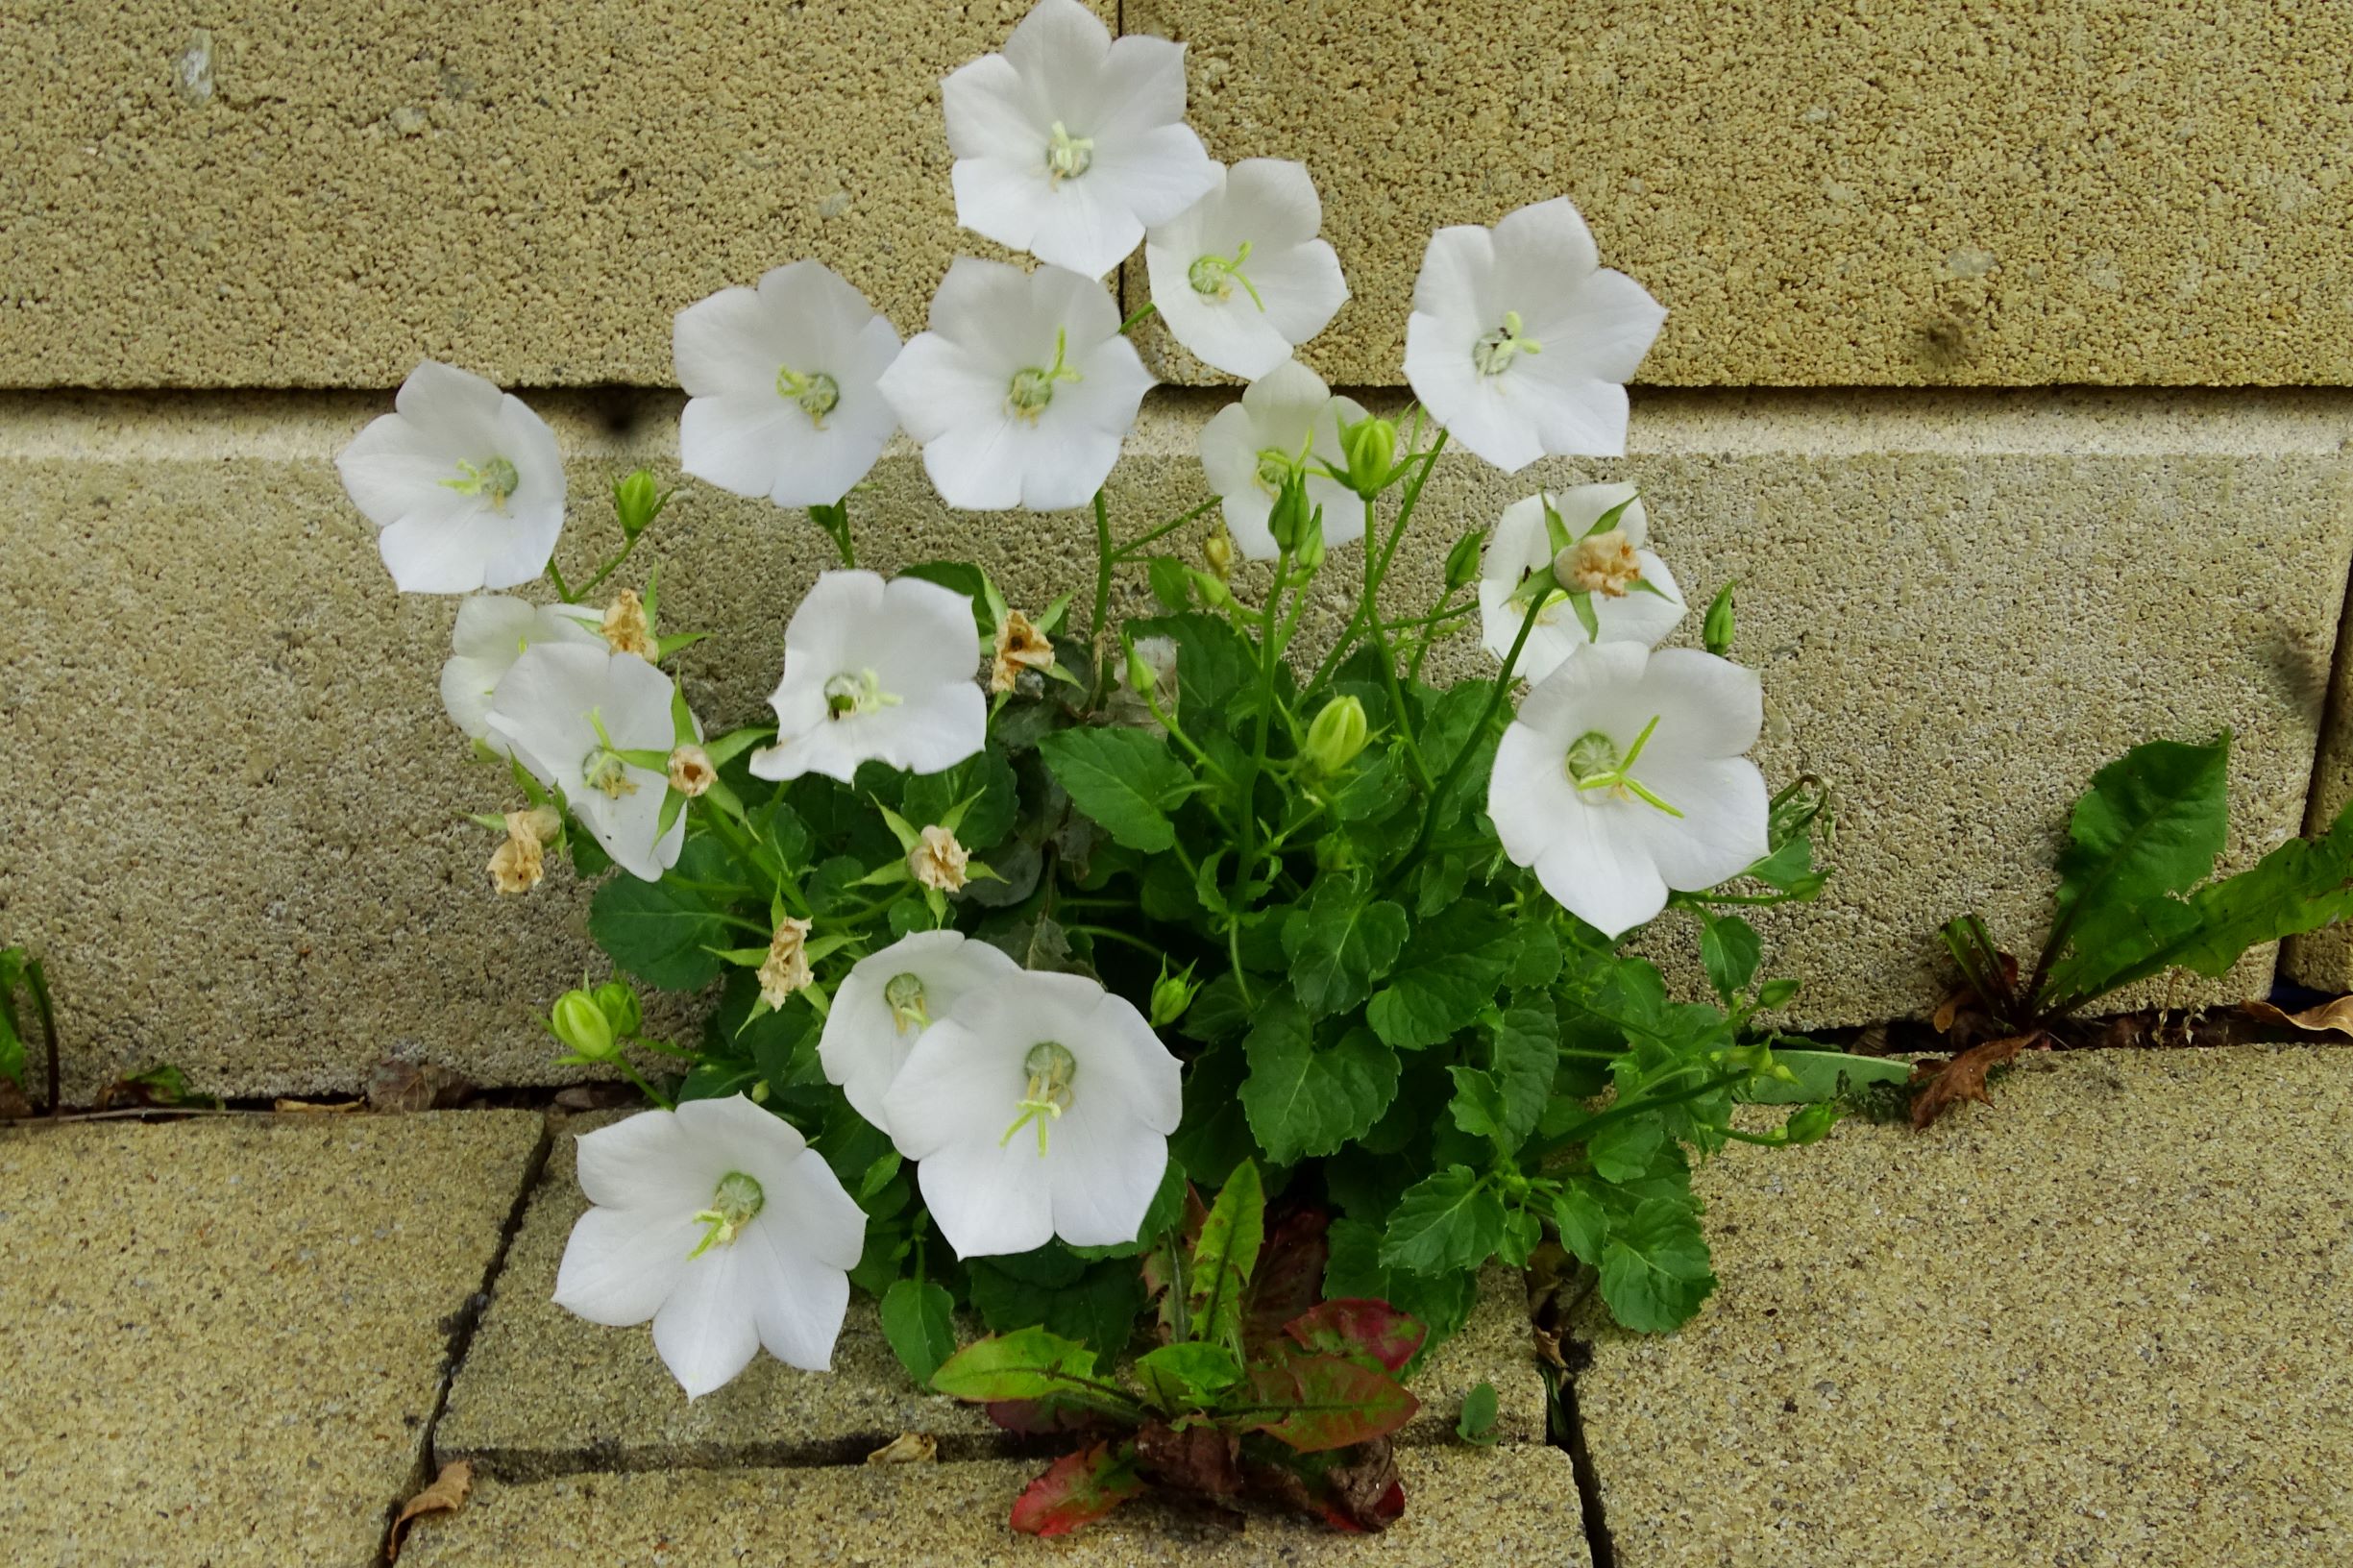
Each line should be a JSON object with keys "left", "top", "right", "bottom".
{"left": 586, "top": 835, "right": 737, "bottom": 989}
{"left": 901, "top": 747, "right": 1019, "bottom": 851}
{"left": 1124, "top": 613, "right": 1257, "bottom": 711}
{"left": 879, "top": 1278, "right": 957, "bottom": 1388}
{"left": 2053, "top": 736, "right": 2229, "bottom": 929}
{"left": 1037, "top": 727, "right": 1190, "bottom": 852}
{"left": 1323, "top": 1217, "right": 1476, "bottom": 1355}
{"left": 1488, "top": 1001, "right": 1558, "bottom": 1148}
{"left": 1379, "top": 1165, "right": 1503, "bottom": 1274}
{"left": 1366, "top": 902, "right": 1513, "bottom": 1049}
{"left": 1145, "top": 554, "right": 1192, "bottom": 612}
{"left": 1281, "top": 882, "right": 1409, "bottom": 1017}
{"left": 1240, "top": 1001, "right": 1401, "bottom": 1164}
{"left": 1699, "top": 914, "right": 1763, "bottom": 1004}
{"left": 967, "top": 1254, "right": 1147, "bottom": 1360}
{"left": 1598, "top": 1197, "right": 1718, "bottom": 1332}
{"left": 1552, "top": 1185, "right": 1607, "bottom": 1266}
{"left": 1586, "top": 1113, "right": 1666, "bottom": 1183}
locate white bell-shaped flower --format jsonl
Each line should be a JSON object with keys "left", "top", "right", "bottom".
{"left": 1145, "top": 159, "right": 1348, "bottom": 379}
{"left": 486, "top": 643, "right": 695, "bottom": 882}
{"left": 1197, "top": 359, "right": 1367, "bottom": 560}
{"left": 882, "top": 968, "right": 1182, "bottom": 1258}
{"left": 1488, "top": 643, "right": 1769, "bottom": 939}
{"left": 1478, "top": 485, "right": 1685, "bottom": 684}
{"left": 552, "top": 1096, "right": 868, "bottom": 1399}
{"left": 942, "top": 0, "right": 1217, "bottom": 278}
{"left": 439, "top": 595, "right": 602, "bottom": 752}
{"left": 336, "top": 360, "right": 567, "bottom": 593}
{"left": 1404, "top": 198, "right": 1665, "bottom": 472}
{"left": 878, "top": 257, "right": 1154, "bottom": 511}
{"left": 674, "top": 260, "right": 904, "bottom": 509}
{"left": 820, "top": 930, "right": 1022, "bottom": 1132}
{"left": 748, "top": 571, "right": 987, "bottom": 784}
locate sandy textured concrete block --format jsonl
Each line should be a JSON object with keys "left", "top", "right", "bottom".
{"left": 3, "top": 388, "right": 2343, "bottom": 1096}
{"left": 0, "top": 0, "right": 1109, "bottom": 389}
{"left": 2281, "top": 604, "right": 2353, "bottom": 991}
{"left": 1131, "top": 0, "right": 2353, "bottom": 388}
{"left": 1574, "top": 1046, "right": 2353, "bottom": 1567}
{"left": 440, "top": 1114, "right": 1543, "bottom": 1476}
{"left": 402, "top": 1448, "right": 1593, "bottom": 1566}
{"left": 0, "top": 1111, "right": 545, "bottom": 1567}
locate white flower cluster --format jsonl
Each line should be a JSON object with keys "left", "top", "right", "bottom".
{"left": 330, "top": 0, "right": 1774, "bottom": 1401}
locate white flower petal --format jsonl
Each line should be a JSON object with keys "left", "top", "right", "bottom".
{"left": 1001, "top": 0, "right": 1112, "bottom": 85}
{"left": 823, "top": 931, "right": 1023, "bottom": 1129}
{"left": 574, "top": 1109, "right": 710, "bottom": 1212}
{"left": 750, "top": 571, "right": 985, "bottom": 783}
{"left": 1624, "top": 755, "right": 1771, "bottom": 892}
{"left": 1519, "top": 267, "right": 1668, "bottom": 387}
{"left": 913, "top": 1129, "right": 1058, "bottom": 1259}
{"left": 1047, "top": 1107, "right": 1169, "bottom": 1248}
{"left": 743, "top": 1215, "right": 853, "bottom": 1373}
{"left": 651, "top": 1245, "right": 763, "bottom": 1400}
{"left": 1634, "top": 648, "right": 1765, "bottom": 762}
{"left": 1491, "top": 197, "right": 1601, "bottom": 294}
{"left": 486, "top": 645, "right": 691, "bottom": 881}
{"left": 1403, "top": 314, "right": 1544, "bottom": 473}
{"left": 552, "top": 1202, "right": 694, "bottom": 1327}
{"left": 1535, "top": 816, "right": 1671, "bottom": 938}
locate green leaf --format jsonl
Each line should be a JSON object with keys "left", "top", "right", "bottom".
{"left": 1445, "top": 1066, "right": 1510, "bottom": 1141}
{"left": 1135, "top": 1341, "right": 1241, "bottom": 1410}
{"left": 1240, "top": 1002, "right": 1401, "bottom": 1164}
{"left": 1487, "top": 1001, "right": 1558, "bottom": 1149}
{"left": 879, "top": 1278, "right": 958, "bottom": 1389}
{"left": 1456, "top": 1381, "right": 1502, "bottom": 1445}
{"left": 1280, "top": 882, "right": 1409, "bottom": 1018}
{"left": 1551, "top": 1185, "right": 1607, "bottom": 1266}
{"left": 930, "top": 1325, "right": 1102, "bottom": 1403}
{"left": 1145, "top": 554, "right": 1192, "bottom": 612}
{"left": 1597, "top": 1197, "right": 1718, "bottom": 1333}
{"left": 1741, "top": 1049, "right": 1915, "bottom": 1105}
{"left": 1324, "top": 1217, "right": 1477, "bottom": 1352}
{"left": 1379, "top": 1165, "right": 1504, "bottom": 1274}
{"left": 1124, "top": 613, "right": 1257, "bottom": 711}
{"left": 1037, "top": 727, "right": 1191, "bottom": 852}
{"left": 967, "top": 1253, "right": 1147, "bottom": 1360}
{"left": 1068, "top": 1154, "right": 1188, "bottom": 1261}
{"left": 588, "top": 835, "right": 739, "bottom": 989}
{"left": 1179, "top": 972, "right": 1252, "bottom": 1042}
{"left": 1507, "top": 922, "right": 1562, "bottom": 990}
{"left": 1365, "top": 902, "right": 1513, "bottom": 1049}
{"left": 1327, "top": 747, "right": 1409, "bottom": 824}
{"left": 1699, "top": 914, "right": 1763, "bottom": 1004}
{"left": 2048, "top": 735, "right": 2229, "bottom": 948}
{"left": 1586, "top": 1113, "right": 1666, "bottom": 1183}
{"left": 1188, "top": 1159, "right": 1265, "bottom": 1356}
{"left": 901, "top": 747, "right": 1019, "bottom": 851}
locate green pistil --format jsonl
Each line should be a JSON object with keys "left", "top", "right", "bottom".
{"left": 1007, "top": 327, "right": 1082, "bottom": 422}
{"left": 579, "top": 707, "right": 639, "bottom": 800}
{"left": 776, "top": 365, "right": 841, "bottom": 426}
{"left": 441, "top": 455, "right": 520, "bottom": 509}
{"left": 822, "top": 668, "right": 899, "bottom": 721}
{"left": 999, "top": 1041, "right": 1078, "bottom": 1157}
{"left": 1564, "top": 715, "right": 1681, "bottom": 818}
{"left": 687, "top": 1171, "right": 766, "bottom": 1260}
{"left": 1187, "top": 241, "right": 1264, "bottom": 310}
{"left": 884, "top": 972, "right": 929, "bottom": 1034}
{"left": 1472, "top": 310, "right": 1543, "bottom": 377}
{"left": 1045, "top": 121, "right": 1093, "bottom": 183}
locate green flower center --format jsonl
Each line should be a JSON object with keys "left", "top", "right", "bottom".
{"left": 884, "top": 972, "right": 929, "bottom": 1034}
{"left": 1007, "top": 328, "right": 1082, "bottom": 423}
{"left": 1045, "top": 121, "right": 1093, "bottom": 183}
{"left": 577, "top": 708, "right": 640, "bottom": 799}
{"left": 1563, "top": 717, "right": 1681, "bottom": 817}
{"left": 823, "top": 669, "right": 899, "bottom": 721}
{"left": 1000, "top": 1041, "right": 1078, "bottom": 1156}
{"left": 688, "top": 1171, "right": 766, "bottom": 1260}
{"left": 1472, "top": 310, "right": 1543, "bottom": 377}
{"left": 1253, "top": 448, "right": 1295, "bottom": 497}
{"left": 441, "top": 455, "right": 520, "bottom": 510}
{"left": 777, "top": 365, "right": 841, "bottom": 426}
{"left": 1187, "top": 241, "right": 1264, "bottom": 309}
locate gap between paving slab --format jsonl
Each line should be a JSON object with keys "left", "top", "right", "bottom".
{"left": 433, "top": 1112, "right": 1548, "bottom": 1482}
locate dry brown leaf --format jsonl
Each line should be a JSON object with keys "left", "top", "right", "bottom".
{"left": 1909, "top": 1033, "right": 2036, "bottom": 1129}
{"left": 387, "top": 1459, "right": 472, "bottom": 1561}
{"left": 1929, "top": 987, "right": 1974, "bottom": 1035}
{"left": 274, "top": 1097, "right": 364, "bottom": 1114}
{"left": 0, "top": 1081, "right": 36, "bottom": 1120}
{"left": 367, "top": 1060, "right": 477, "bottom": 1114}
{"left": 2243, "top": 996, "right": 2353, "bottom": 1039}
{"left": 865, "top": 1432, "right": 937, "bottom": 1465}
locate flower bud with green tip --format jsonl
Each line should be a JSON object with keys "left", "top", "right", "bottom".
{"left": 1149, "top": 962, "right": 1198, "bottom": 1028}
{"left": 612, "top": 469, "right": 673, "bottom": 541}
{"left": 1443, "top": 528, "right": 1484, "bottom": 593}
{"left": 1784, "top": 1102, "right": 1838, "bottom": 1145}
{"left": 1291, "top": 508, "right": 1327, "bottom": 573}
{"left": 1337, "top": 411, "right": 1399, "bottom": 500}
{"left": 1267, "top": 472, "right": 1314, "bottom": 553}
{"left": 1703, "top": 579, "right": 1736, "bottom": 656}
{"left": 593, "top": 980, "right": 642, "bottom": 1039}
{"left": 1305, "top": 694, "right": 1370, "bottom": 775}
{"left": 551, "top": 987, "right": 620, "bottom": 1064}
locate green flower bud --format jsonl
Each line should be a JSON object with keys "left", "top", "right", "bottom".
{"left": 593, "top": 980, "right": 642, "bottom": 1038}
{"left": 1338, "top": 412, "right": 1398, "bottom": 500}
{"left": 612, "top": 469, "right": 671, "bottom": 540}
{"left": 1305, "top": 695, "right": 1370, "bottom": 775}
{"left": 1785, "top": 1102, "right": 1838, "bottom": 1145}
{"left": 1291, "top": 510, "right": 1327, "bottom": 573}
{"left": 551, "top": 988, "right": 619, "bottom": 1063}
{"left": 1188, "top": 567, "right": 1234, "bottom": 608}
{"left": 1767, "top": 776, "right": 1827, "bottom": 850}
{"left": 1148, "top": 963, "right": 1197, "bottom": 1028}
{"left": 1703, "top": 579, "right": 1736, "bottom": 656}
{"left": 1267, "top": 474, "right": 1313, "bottom": 553}
{"left": 1443, "top": 528, "right": 1485, "bottom": 593}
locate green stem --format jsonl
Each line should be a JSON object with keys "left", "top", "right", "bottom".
{"left": 1091, "top": 487, "right": 1115, "bottom": 641}
{"left": 546, "top": 559, "right": 577, "bottom": 603}
{"left": 572, "top": 533, "right": 643, "bottom": 600}
{"left": 1065, "top": 924, "right": 1166, "bottom": 958}
{"left": 1384, "top": 589, "right": 1546, "bottom": 894}
{"left": 1111, "top": 498, "right": 1218, "bottom": 561}
{"left": 615, "top": 1057, "right": 675, "bottom": 1111}
{"left": 1539, "top": 1068, "right": 1752, "bottom": 1157}
{"left": 1117, "top": 301, "right": 1159, "bottom": 335}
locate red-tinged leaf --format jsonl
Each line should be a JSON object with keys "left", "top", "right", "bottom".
{"left": 1135, "top": 1419, "right": 1242, "bottom": 1499}
{"left": 1242, "top": 1208, "right": 1331, "bottom": 1354}
{"left": 1243, "top": 1352, "right": 1419, "bottom": 1452}
{"left": 1240, "top": 1438, "right": 1406, "bottom": 1531}
{"left": 1283, "top": 1298, "right": 1426, "bottom": 1373}
{"left": 984, "top": 1396, "right": 1112, "bottom": 1436}
{"left": 1010, "top": 1441, "right": 1148, "bottom": 1538}
{"left": 1141, "top": 1184, "right": 1212, "bottom": 1343}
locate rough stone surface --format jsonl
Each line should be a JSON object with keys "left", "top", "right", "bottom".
{"left": 0, "top": 1111, "right": 546, "bottom": 1567}
{"left": 5, "top": 389, "right": 2344, "bottom": 1095}
{"left": 439, "top": 1115, "right": 1544, "bottom": 1476}
{"left": 1132, "top": 0, "right": 2353, "bottom": 388}
{"left": 1575, "top": 1046, "right": 2353, "bottom": 1567}
{"left": 0, "top": 0, "right": 1112, "bottom": 389}
{"left": 2282, "top": 598, "right": 2353, "bottom": 990}
{"left": 401, "top": 1447, "right": 1593, "bottom": 1566}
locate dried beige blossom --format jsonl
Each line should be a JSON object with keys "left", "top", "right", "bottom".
{"left": 991, "top": 608, "right": 1057, "bottom": 694}
{"left": 486, "top": 806, "right": 562, "bottom": 895}
{"left": 1556, "top": 529, "right": 1643, "bottom": 598}
{"left": 667, "top": 744, "right": 715, "bottom": 797}
{"left": 907, "top": 824, "right": 969, "bottom": 893}
{"left": 759, "top": 916, "right": 815, "bottom": 1008}
{"left": 600, "top": 588, "right": 656, "bottom": 657}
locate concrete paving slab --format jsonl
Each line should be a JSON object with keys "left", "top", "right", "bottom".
{"left": 1574, "top": 1046, "right": 2353, "bottom": 1567}
{"left": 400, "top": 1447, "right": 1593, "bottom": 1567}
{"left": 438, "top": 1115, "right": 1545, "bottom": 1478}
{"left": 0, "top": 1111, "right": 547, "bottom": 1568}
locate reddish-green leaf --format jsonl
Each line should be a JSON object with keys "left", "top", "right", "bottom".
{"left": 1242, "top": 1209, "right": 1331, "bottom": 1354}
{"left": 1187, "top": 1160, "right": 1265, "bottom": 1356}
{"left": 1243, "top": 1351, "right": 1420, "bottom": 1452}
{"left": 1283, "top": 1299, "right": 1426, "bottom": 1373}
{"left": 1009, "top": 1441, "right": 1148, "bottom": 1537}
{"left": 931, "top": 1326, "right": 1099, "bottom": 1404}
{"left": 1241, "top": 1439, "right": 1408, "bottom": 1531}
